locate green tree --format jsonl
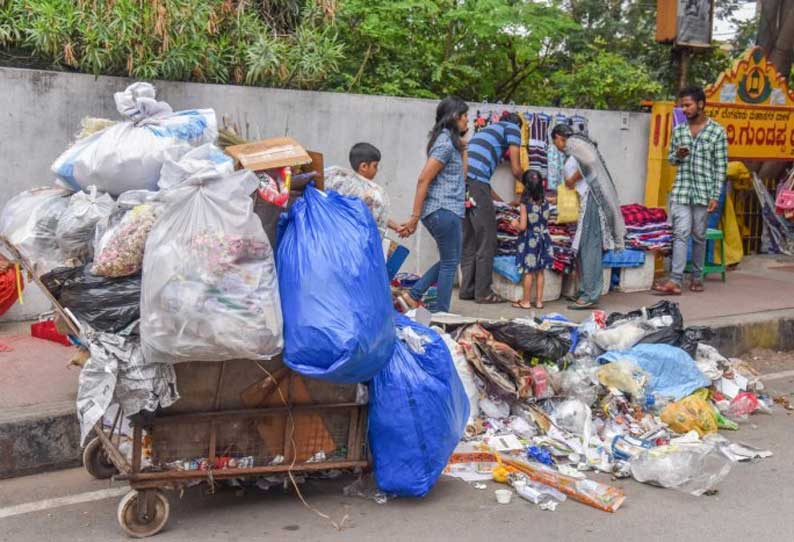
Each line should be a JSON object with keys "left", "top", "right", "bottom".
{"left": 0, "top": 0, "right": 343, "bottom": 89}
{"left": 552, "top": 48, "right": 662, "bottom": 110}
{"left": 331, "top": 0, "right": 577, "bottom": 102}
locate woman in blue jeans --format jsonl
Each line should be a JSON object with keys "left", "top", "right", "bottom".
{"left": 400, "top": 96, "right": 469, "bottom": 312}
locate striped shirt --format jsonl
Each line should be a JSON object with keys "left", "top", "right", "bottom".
{"left": 668, "top": 118, "right": 728, "bottom": 206}
{"left": 467, "top": 121, "right": 522, "bottom": 184}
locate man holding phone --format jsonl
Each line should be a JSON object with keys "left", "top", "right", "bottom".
{"left": 654, "top": 85, "right": 728, "bottom": 296}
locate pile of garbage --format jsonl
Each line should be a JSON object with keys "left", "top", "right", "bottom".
{"left": 0, "top": 81, "right": 775, "bottom": 514}
{"left": 439, "top": 300, "right": 773, "bottom": 511}
{"left": 0, "top": 81, "right": 470, "bottom": 501}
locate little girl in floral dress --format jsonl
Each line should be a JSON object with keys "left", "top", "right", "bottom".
{"left": 511, "top": 170, "right": 554, "bottom": 309}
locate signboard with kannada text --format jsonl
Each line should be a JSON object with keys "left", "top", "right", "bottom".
{"left": 704, "top": 47, "right": 794, "bottom": 162}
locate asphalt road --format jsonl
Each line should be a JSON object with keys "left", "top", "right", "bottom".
{"left": 1, "top": 372, "right": 792, "bottom": 542}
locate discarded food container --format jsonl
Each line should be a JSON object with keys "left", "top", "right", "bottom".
{"left": 495, "top": 489, "right": 513, "bottom": 504}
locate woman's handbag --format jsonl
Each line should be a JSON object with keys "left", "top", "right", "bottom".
{"left": 556, "top": 184, "right": 580, "bottom": 224}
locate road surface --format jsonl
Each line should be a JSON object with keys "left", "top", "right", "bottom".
{"left": 1, "top": 369, "right": 792, "bottom": 542}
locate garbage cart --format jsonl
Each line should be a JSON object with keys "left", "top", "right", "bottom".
{"left": 89, "top": 360, "right": 368, "bottom": 537}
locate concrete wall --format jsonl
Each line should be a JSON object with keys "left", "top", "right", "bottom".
{"left": 0, "top": 67, "right": 651, "bottom": 320}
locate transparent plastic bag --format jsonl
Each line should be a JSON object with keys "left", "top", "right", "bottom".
{"left": 56, "top": 186, "right": 115, "bottom": 265}
{"left": 553, "top": 399, "right": 591, "bottom": 435}
{"left": 629, "top": 443, "right": 731, "bottom": 496}
{"left": 661, "top": 395, "right": 719, "bottom": 436}
{"left": 597, "top": 360, "right": 648, "bottom": 398}
{"left": 324, "top": 166, "right": 390, "bottom": 233}
{"left": 140, "top": 144, "right": 283, "bottom": 364}
{"left": 92, "top": 200, "right": 160, "bottom": 278}
{"left": 51, "top": 82, "right": 217, "bottom": 196}
{"left": 0, "top": 187, "right": 70, "bottom": 273}
{"left": 557, "top": 366, "right": 598, "bottom": 405}
{"left": 727, "top": 391, "right": 760, "bottom": 420}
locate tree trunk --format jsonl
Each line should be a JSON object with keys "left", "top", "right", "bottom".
{"left": 755, "top": 0, "right": 794, "bottom": 179}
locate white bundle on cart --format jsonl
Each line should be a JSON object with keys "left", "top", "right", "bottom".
{"left": 140, "top": 145, "right": 284, "bottom": 364}
{"left": 51, "top": 82, "right": 217, "bottom": 196}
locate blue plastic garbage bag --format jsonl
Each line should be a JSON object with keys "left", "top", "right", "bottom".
{"left": 598, "top": 343, "right": 710, "bottom": 400}
{"left": 369, "top": 315, "right": 470, "bottom": 497}
{"left": 277, "top": 185, "right": 395, "bottom": 383}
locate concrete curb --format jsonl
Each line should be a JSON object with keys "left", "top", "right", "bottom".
{"left": 698, "top": 309, "right": 794, "bottom": 357}
{"left": 3, "top": 310, "right": 794, "bottom": 480}
{"left": 0, "top": 401, "right": 81, "bottom": 480}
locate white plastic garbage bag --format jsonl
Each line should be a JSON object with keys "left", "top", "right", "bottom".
{"left": 0, "top": 187, "right": 70, "bottom": 273}
{"left": 92, "top": 190, "right": 160, "bottom": 278}
{"left": 51, "top": 82, "right": 218, "bottom": 196}
{"left": 593, "top": 320, "right": 649, "bottom": 352}
{"left": 140, "top": 144, "right": 283, "bottom": 364}
{"left": 56, "top": 186, "right": 115, "bottom": 265}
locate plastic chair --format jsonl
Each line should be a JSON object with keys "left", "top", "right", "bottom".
{"left": 685, "top": 228, "right": 726, "bottom": 281}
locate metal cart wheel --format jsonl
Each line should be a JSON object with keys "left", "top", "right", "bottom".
{"left": 117, "top": 489, "right": 170, "bottom": 538}
{"left": 83, "top": 436, "right": 118, "bottom": 480}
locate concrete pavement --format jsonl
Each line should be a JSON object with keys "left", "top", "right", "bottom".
{"left": 0, "top": 360, "right": 792, "bottom": 541}
{"left": 0, "top": 323, "right": 79, "bottom": 478}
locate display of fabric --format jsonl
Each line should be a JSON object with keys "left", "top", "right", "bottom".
{"left": 621, "top": 204, "right": 668, "bottom": 227}
{"left": 524, "top": 112, "right": 551, "bottom": 176}
{"left": 495, "top": 202, "right": 520, "bottom": 256}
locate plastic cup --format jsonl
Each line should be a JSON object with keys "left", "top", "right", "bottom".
{"left": 512, "top": 480, "right": 527, "bottom": 491}
{"left": 495, "top": 489, "right": 513, "bottom": 505}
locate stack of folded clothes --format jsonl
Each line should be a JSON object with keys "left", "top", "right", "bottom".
{"left": 547, "top": 201, "right": 577, "bottom": 273}
{"left": 621, "top": 204, "right": 673, "bottom": 253}
{"left": 495, "top": 202, "right": 520, "bottom": 256}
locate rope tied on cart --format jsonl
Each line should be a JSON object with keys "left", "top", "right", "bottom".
{"left": 255, "top": 362, "right": 351, "bottom": 531}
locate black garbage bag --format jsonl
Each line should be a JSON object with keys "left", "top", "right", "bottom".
{"left": 482, "top": 321, "right": 570, "bottom": 361}
{"left": 41, "top": 265, "right": 141, "bottom": 333}
{"left": 606, "top": 300, "right": 684, "bottom": 330}
{"left": 636, "top": 325, "right": 682, "bottom": 349}
{"left": 680, "top": 326, "right": 714, "bottom": 357}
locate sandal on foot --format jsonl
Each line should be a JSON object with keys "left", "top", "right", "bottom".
{"left": 652, "top": 281, "right": 682, "bottom": 296}
{"left": 512, "top": 301, "right": 532, "bottom": 309}
{"left": 476, "top": 293, "right": 507, "bottom": 304}
{"left": 690, "top": 281, "right": 704, "bottom": 293}
{"left": 567, "top": 300, "right": 595, "bottom": 310}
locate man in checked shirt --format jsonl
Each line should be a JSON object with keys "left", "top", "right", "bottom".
{"left": 654, "top": 85, "right": 728, "bottom": 296}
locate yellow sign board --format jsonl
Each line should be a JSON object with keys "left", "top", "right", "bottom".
{"left": 645, "top": 47, "right": 794, "bottom": 207}
{"left": 704, "top": 47, "right": 794, "bottom": 161}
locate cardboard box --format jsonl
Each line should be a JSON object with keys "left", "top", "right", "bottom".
{"left": 226, "top": 137, "right": 324, "bottom": 189}
{"left": 226, "top": 137, "right": 312, "bottom": 170}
